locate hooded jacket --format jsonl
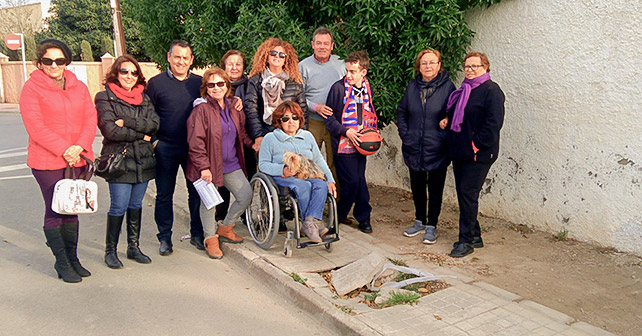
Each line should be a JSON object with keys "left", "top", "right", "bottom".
{"left": 397, "top": 72, "right": 455, "bottom": 171}
{"left": 19, "top": 70, "right": 96, "bottom": 170}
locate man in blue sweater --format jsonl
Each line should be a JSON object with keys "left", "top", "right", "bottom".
{"left": 146, "top": 40, "right": 204, "bottom": 256}
{"left": 298, "top": 27, "right": 346, "bottom": 184}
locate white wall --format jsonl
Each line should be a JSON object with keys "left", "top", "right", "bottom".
{"left": 367, "top": 0, "right": 642, "bottom": 255}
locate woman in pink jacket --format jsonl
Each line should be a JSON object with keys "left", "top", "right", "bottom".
{"left": 19, "top": 39, "right": 97, "bottom": 283}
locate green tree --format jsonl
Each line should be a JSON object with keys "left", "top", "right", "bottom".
{"left": 37, "top": 0, "right": 147, "bottom": 61}
{"left": 80, "top": 40, "right": 93, "bottom": 61}
{"left": 129, "top": 0, "right": 502, "bottom": 124}
{"left": 101, "top": 35, "right": 115, "bottom": 57}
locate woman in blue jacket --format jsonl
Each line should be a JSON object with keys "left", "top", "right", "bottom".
{"left": 397, "top": 49, "right": 455, "bottom": 245}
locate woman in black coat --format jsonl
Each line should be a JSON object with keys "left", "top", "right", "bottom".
{"left": 397, "top": 49, "right": 455, "bottom": 245}
{"left": 446, "top": 51, "right": 505, "bottom": 258}
{"left": 95, "top": 55, "right": 160, "bottom": 269}
{"left": 244, "top": 38, "right": 307, "bottom": 150}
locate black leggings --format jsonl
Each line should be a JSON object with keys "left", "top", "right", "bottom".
{"left": 408, "top": 167, "right": 447, "bottom": 227}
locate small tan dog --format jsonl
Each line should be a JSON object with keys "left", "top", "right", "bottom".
{"left": 282, "top": 150, "right": 326, "bottom": 180}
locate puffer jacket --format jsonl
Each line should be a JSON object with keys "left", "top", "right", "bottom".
{"left": 243, "top": 74, "right": 308, "bottom": 139}
{"left": 95, "top": 85, "right": 160, "bottom": 183}
{"left": 19, "top": 69, "right": 96, "bottom": 170}
{"left": 397, "top": 72, "right": 455, "bottom": 171}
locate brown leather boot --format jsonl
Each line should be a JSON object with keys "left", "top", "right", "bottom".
{"left": 217, "top": 224, "right": 243, "bottom": 244}
{"left": 204, "top": 236, "right": 223, "bottom": 259}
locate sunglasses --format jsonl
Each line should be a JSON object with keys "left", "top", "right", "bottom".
{"left": 206, "top": 81, "right": 226, "bottom": 89}
{"left": 119, "top": 68, "right": 139, "bottom": 76}
{"left": 280, "top": 115, "right": 299, "bottom": 122}
{"left": 41, "top": 58, "right": 67, "bottom": 66}
{"left": 269, "top": 50, "right": 287, "bottom": 59}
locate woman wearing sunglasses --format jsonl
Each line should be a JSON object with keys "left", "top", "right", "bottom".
{"left": 20, "top": 39, "right": 97, "bottom": 283}
{"left": 95, "top": 55, "right": 160, "bottom": 269}
{"left": 185, "top": 67, "right": 254, "bottom": 259}
{"left": 244, "top": 37, "right": 307, "bottom": 152}
{"left": 258, "top": 101, "right": 336, "bottom": 243}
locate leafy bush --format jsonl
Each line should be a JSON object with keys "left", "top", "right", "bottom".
{"left": 80, "top": 40, "right": 93, "bottom": 62}
{"left": 129, "top": 0, "right": 501, "bottom": 124}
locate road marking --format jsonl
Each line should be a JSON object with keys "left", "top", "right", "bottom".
{"left": 0, "top": 147, "right": 26, "bottom": 154}
{"left": 0, "top": 175, "right": 32, "bottom": 181}
{"left": 0, "top": 151, "right": 27, "bottom": 159}
{"left": 0, "top": 163, "right": 29, "bottom": 173}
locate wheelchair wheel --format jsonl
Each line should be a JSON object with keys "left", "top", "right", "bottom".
{"left": 245, "top": 173, "right": 280, "bottom": 249}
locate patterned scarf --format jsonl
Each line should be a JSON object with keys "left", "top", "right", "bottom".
{"left": 261, "top": 67, "right": 289, "bottom": 124}
{"left": 338, "top": 77, "right": 377, "bottom": 154}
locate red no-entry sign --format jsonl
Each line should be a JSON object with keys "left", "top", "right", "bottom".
{"left": 4, "top": 34, "right": 22, "bottom": 50}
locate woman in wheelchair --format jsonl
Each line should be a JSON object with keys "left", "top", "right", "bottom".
{"left": 186, "top": 67, "right": 255, "bottom": 259}
{"left": 258, "top": 101, "right": 337, "bottom": 243}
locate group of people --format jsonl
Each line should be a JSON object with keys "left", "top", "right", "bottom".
{"left": 19, "top": 25, "right": 503, "bottom": 283}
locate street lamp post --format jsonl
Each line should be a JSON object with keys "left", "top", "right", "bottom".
{"left": 109, "top": 0, "right": 126, "bottom": 56}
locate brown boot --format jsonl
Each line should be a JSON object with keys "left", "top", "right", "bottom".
{"left": 217, "top": 224, "right": 244, "bottom": 244}
{"left": 316, "top": 218, "right": 329, "bottom": 237}
{"left": 302, "top": 217, "right": 322, "bottom": 243}
{"left": 204, "top": 236, "right": 223, "bottom": 259}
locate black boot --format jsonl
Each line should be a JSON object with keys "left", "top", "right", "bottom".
{"left": 105, "top": 215, "right": 124, "bottom": 269}
{"left": 126, "top": 208, "right": 151, "bottom": 264}
{"left": 61, "top": 221, "right": 91, "bottom": 277}
{"left": 44, "top": 226, "right": 82, "bottom": 283}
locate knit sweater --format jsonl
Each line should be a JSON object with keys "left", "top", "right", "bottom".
{"left": 146, "top": 70, "right": 202, "bottom": 148}
{"left": 258, "top": 128, "right": 335, "bottom": 183}
{"left": 298, "top": 55, "right": 346, "bottom": 121}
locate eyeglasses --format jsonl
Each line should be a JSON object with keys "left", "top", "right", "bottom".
{"left": 269, "top": 50, "right": 287, "bottom": 59}
{"left": 41, "top": 58, "right": 67, "bottom": 66}
{"left": 119, "top": 68, "right": 139, "bottom": 76}
{"left": 206, "top": 81, "right": 226, "bottom": 89}
{"left": 464, "top": 64, "right": 484, "bottom": 71}
{"left": 280, "top": 115, "right": 299, "bottom": 122}
{"left": 420, "top": 62, "right": 440, "bottom": 67}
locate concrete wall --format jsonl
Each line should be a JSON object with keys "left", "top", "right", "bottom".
{"left": 367, "top": 0, "right": 642, "bottom": 255}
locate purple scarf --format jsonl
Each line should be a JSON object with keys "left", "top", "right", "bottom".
{"left": 447, "top": 72, "right": 491, "bottom": 132}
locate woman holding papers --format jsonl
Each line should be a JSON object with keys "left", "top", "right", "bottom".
{"left": 186, "top": 67, "right": 255, "bottom": 259}
{"left": 96, "top": 55, "right": 160, "bottom": 269}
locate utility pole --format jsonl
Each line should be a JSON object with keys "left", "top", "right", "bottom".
{"left": 109, "top": 0, "right": 126, "bottom": 56}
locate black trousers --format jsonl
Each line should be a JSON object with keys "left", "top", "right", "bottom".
{"left": 335, "top": 154, "right": 371, "bottom": 223}
{"left": 408, "top": 167, "right": 447, "bottom": 227}
{"left": 452, "top": 160, "right": 492, "bottom": 244}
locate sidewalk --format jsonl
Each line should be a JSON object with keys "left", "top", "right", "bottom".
{"left": 148, "top": 176, "right": 614, "bottom": 336}
{"left": 0, "top": 103, "right": 20, "bottom": 113}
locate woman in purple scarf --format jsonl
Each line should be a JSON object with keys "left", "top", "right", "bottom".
{"left": 445, "top": 52, "right": 505, "bottom": 258}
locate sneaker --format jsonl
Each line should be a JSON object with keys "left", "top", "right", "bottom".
{"left": 403, "top": 220, "right": 426, "bottom": 237}
{"left": 449, "top": 242, "right": 474, "bottom": 258}
{"left": 471, "top": 236, "right": 484, "bottom": 248}
{"left": 422, "top": 226, "right": 438, "bottom": 244}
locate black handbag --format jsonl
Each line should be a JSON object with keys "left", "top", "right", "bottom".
{"left": 95, "top": 145, "right": 127, "bottom": 179}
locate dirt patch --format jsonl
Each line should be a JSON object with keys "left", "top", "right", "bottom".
{"left": 363, "top": 184, "right": 641, "bottom": 336}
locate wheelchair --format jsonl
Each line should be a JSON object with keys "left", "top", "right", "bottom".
{"left": 244, "top": 172, "right": 339, "bottom": 258}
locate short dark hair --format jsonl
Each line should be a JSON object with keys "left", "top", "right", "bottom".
{"left": 168, "top": 40, "right": 192, "bottom": 55}
{"left": 272, "top": 101, "right": 305, "bottom": 129}
{"left": 312, "top": 26, "right": 334, "bottom": 43}
{"left": 104, "top": 54, "right": 147, "bottom": 88}
{"left": 345, "top": 50, "right": 370, "bottom": 71}
{"left": 34, "top": 39, "right": 72, "bottom": 67}
{"left": 200, "top": 67, "right": 231, "bottom": 98}
{"left": 219, "top": 50, "right": 247, "bottom": 70}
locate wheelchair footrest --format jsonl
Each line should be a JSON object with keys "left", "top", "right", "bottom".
{"left": 297, "top": 236, "right": 339, "bottom": 249}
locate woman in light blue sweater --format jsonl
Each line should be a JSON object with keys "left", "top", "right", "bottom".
{"left": 258, "top": 101, "right": 336, "bottom": 242}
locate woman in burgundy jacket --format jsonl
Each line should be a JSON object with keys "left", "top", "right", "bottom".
{"left": 19, "top": 39, "right": 97, "bottom": 283}
{"left": 186, "top": 67, "right": 255, "bottom": 260}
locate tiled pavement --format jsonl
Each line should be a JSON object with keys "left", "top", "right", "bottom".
{"left": 146, "top": 170, "right": 614, "bottom": 336}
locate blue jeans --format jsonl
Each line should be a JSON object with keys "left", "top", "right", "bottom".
{"left": 272, "top": 176, "right": 328, "bottom": 220}
{"left": 154, "top": 141, "right": 203, "bottom": 242}
{"left": 108, "top": 182, "right": 149, "bottom": 216}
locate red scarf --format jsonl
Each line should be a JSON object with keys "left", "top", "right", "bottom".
{"left": 108, "top": 82, "right": 144, "bottom": 105}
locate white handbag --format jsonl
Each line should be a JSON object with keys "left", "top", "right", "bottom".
{"left": 51, "top": 155, "right": 98, "bottom": 215}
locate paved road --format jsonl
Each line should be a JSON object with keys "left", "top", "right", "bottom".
{"left": 0, "top": 113, "right": 336, "bottom": 335}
